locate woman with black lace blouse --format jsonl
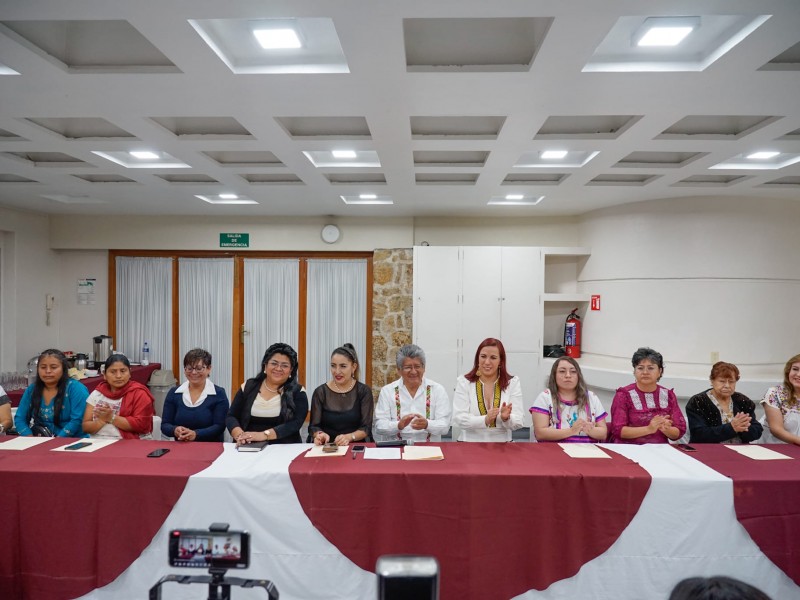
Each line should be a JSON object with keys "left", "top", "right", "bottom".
{"left": 308, "top": 343, "right": 373, "bottom": 446}
{"left": 686, "top": 361, "right": 762, "bottom": 444}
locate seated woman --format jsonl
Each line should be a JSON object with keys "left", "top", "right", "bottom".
{"left": 227, "top": 342, "right": 308, "bottom": 446}
{"left": 609, "top": 347, "right": 686, "bottom": 444}
{"left": 686, "top": 361, "right": 762, "bottom": 444}
{"left": 452, "top": 337, "right": 523, "bottom": 441}
{"left": 759, "top": 353, "right": 800, "bottom": 444}
{"left": 0, "top": 384, "right": 12, "bottom": 434}
{"left": 532, "top": 357, "right": 607, "bottom": 442}
{"left": 308, "top": 343, "right": 373, "bottom": 445}
{"left": 161, "top": 348, "right": 228, "bottom": 442}
{"left": 14, "top": 349, "right": 88, "bottom": 437}
{"left": 82, "top": 354, "right": 155, "bottom": 439}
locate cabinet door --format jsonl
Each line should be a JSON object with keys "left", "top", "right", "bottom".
{"left": 414, "top": 246, "right": 460, "bottom": 349}
{"left": 500, "top": 247, "right": 543, "bottom": 353}
{"left": 505, "top": 351, "right": 541, "bottom": 428}
{"left": 460, "top": 246, "right": 502, "bottom": 371}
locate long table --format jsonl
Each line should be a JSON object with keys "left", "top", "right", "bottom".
{"left": 1, "top": 440, "right": 799, "bottom": 600}
{"left": 6, "top": 363, "right": 162, "bottom": 407}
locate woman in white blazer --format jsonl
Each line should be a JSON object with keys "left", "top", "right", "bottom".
{"left": 452, "top": 337, "right": 523, "bottom": 441}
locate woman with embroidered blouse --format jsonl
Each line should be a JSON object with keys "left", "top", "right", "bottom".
{"left": 82, "top": 354, "right": 155, "bottom": 439}
{"left": 686, "top": 361, "right": 762, "bottom": 444}
{"left": 452, "top": 337, "right": 523, "bottom": 442}
{"left": 308, "top": 343, "right": 373, "bottom": 445}
{"left": 14, "top": 349, "right": 88, "bottom": 437}
{"left": 227, "top": 342, "right": 308, "bottom": 446}
{"left": 759, "top": 353, "right": 800, "bottom": 445}
{"left": 532, "top": 356, "right": 607, "bottom": 442}
{"left": 609, "top": 347, "right": 686, "bottom": 444}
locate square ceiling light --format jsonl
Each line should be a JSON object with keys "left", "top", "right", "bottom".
{"left": 488, "top": 194, "right": 544, "bottom": 206}
{"left": 710, "top": 151, "right": 800, "bottom": 170}
{"left": 584, "top": 14, "right": 769, "bottom": 72}
{"left": 195, "top": 194, "right": 257, "bottom": 205}
{"left": 340, "top": 194, "right": 393, "bottom": 205}
{"left": 253, "top": 28, "right": 302, "bottom": 49}
{"left": 514, "top": 150, "right": 598, "bottom": 168}
{"left": 189, "top": 18, "right": 348, "bottom": 74}
{"left": 304, "top": 150, "right": 380, "bottom": 168}
{"left": 92, "top": 150, "right": 189, "bottom": 169}
{"left": 634, "top": 17, "right": 699, "bottom": 47}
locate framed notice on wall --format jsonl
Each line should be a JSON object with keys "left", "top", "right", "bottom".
{"left": 77, "top": 278, "right": 96, "bottom": 305}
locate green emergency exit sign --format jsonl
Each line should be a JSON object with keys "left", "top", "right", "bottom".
{"left": 220, "top": 233, "right": 249, "bottom": 248}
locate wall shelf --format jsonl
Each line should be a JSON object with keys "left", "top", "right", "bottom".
{"left": 543, "top": 293, "right": 592, "bottom": 303}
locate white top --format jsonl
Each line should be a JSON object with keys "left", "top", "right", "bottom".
{"left": 374, "top": 376, "right": 451, "bottom": 442}
{"left": 530, "top": 389, "right": 607, "bottom": 443}
{"left": 86, "top": 390, "right": 124, "bottom": 439}
{"left": 176, "top": 378, "right": 216, "bottom": 408}
{"left": 452, "top": 375, "right": 524, "bottom": 442}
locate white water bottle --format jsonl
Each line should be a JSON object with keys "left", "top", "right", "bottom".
{"left": 141, "top": 341, "right": 150, "bottom": 366}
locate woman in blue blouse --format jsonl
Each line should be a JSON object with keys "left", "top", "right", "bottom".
{"left": 161, "top": 348, "right": 228, "bottom": 442}
{"left": 14, "top": 348, "right": 89, "bottom": 437}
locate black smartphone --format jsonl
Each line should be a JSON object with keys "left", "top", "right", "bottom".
{"left": 147, "top": 448, "right": 170, "bottom": 458}
{"left": 677, "top": 444, "right": 696, "bottom": 452}
{"left": 351, "top": 445, "right": 366, "bottom": 453}
{"left": 168, "top": 529, "right": 250, "bottom": 569}
{"left": 65, "top": 441, "right": 92, "bottom": 451}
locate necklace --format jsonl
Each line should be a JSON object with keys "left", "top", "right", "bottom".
{"left": 332, "top": 378, "right": 356, "bottom": 395}
{"left": 263, "top": 382, "right": 281, "bottom": 394}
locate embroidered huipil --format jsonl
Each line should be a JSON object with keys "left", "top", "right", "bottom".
{"left": 374, "top": 377, "right": 451, "bottom": 442}
{"left": 610, "top": 382, "right": 686, "bottom": 444}
{"left": 530, "top": 389, "right": 607, "bottom": 443}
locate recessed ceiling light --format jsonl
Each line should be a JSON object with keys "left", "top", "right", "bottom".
{"left": 219, "top": 193, "right": 239, "bottom": 199}
{"left": 505, "top": 194, "right": 524, "bottom": 200}
{"left": 634, "top": 17, "right": 699, "bottom": 47}
{"left": 253, "top": 28, "right": 301, "bottom": 49}
{"left": 332, "top": 150, "right": 358, "bottom": 159}
{"left": 747, "top": 151, "right": 780, "bottom": 159}
{"left": 541, "top": 150, "right": 568, "bottom": 159}
{"left": 195, "top": 194, "right": 257, "bottom": 205}
{"left": 130, "top": 151, "right": 159, "bottom": 160}
{"left": 489, "top": 195, "right": 544, "bottom": 206}
{"left": 340, "top": 195, "right": 393, "bottom": 205}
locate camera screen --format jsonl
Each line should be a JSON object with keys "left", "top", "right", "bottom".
{"left": 168, "top": 529, "right": 250, "bottom": 569}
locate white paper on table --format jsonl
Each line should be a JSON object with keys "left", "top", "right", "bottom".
{"left": 402, "top": 446, "right": 444, "bottom": 460}
{"left": 725, "top": 445, "right": 792, "bottom": 461}
{"left": 363, "top": 447, "right": 401, "bottom": 460}
{"left": 305, "top": 445, "right": 348, "bottom": 458}
{"left": 51, "top": 439, "right": 119, "bottom": 453}
{"left": 0, "top": 436, "right": 53, "bottom": 450}
{"left": 559, "top": 443, "right": 611, "bottom": 458}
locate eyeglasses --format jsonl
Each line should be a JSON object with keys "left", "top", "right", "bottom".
{"left": 268, "top": 360, "right": 292, "bottom": 371}
{"left": 401, "top": 364, "right": 424, "bottom": 373}
{"left": 184, "top": 365, "right": 208, "bottom": 373}
{"left": 635, "top": 365, "right": 659, "bottom": 373}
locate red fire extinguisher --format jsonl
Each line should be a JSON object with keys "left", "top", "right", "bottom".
{"left": 564, "top": 308, "right": 582, "bottom": 358}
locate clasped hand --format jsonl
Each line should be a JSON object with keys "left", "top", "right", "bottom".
{"left": 570, "top": 417, "right": 593, "bottom": 435}
{"left": 648, "top": 414, "right": 673, "bottom": 433}
{"left": 398, "top": 413, "right": 428, "bottom": 431}
{"left": 485, "top": 402, "right": 512, "bottom": 426}
{"left": 730, "top": 412, "right": 751, "bottom": 433}
{"left": 174, "top": 426, "right": 197, "bottom": 442}
{"left": 92, "top": 404, "right": 113, "bottom": 423}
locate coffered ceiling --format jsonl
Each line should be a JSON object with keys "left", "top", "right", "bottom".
{"left": 0, "top": 0, "right": 799, "bottom": 217}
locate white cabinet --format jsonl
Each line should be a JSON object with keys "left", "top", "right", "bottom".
{"left": 414, "top": 246, "right": 578, "bottom": 425}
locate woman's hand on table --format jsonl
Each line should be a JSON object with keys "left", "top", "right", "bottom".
{"left": 334, "top": 434, "right": 353, "bottom": 446}
{"left": 174, "top": 426, "right": 197, "bottom": 442}
{"left": 313, "top": 431, "right": 330, "bottom": 445}
{"left": 236, "top": 430, "right": 269, "bottom": 446}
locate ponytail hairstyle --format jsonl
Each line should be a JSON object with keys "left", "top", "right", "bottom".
{"left": 29, "top": 349, "right": 70, "bottom": 427}
{"left": 332, "top": 343, "right": 360, "bottom": 381}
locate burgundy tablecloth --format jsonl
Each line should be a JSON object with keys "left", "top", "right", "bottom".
{"left": 688, "top": 443, "right": 800, "bottom": 584}
{"left": 6, "top": 364, "right": 163, "bottom": 408}
{"left": 289, "top": 443, "right": 651, "bottom": 600}
{"left": 0, "top": 437, "right": 221, "bottom": 600}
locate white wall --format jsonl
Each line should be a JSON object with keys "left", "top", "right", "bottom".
{"left": 577, "top": 196, "right": 800, "bottom": 380}
{"left": 413, "top": 216, "right": 578, "bottom": 246}
{"left": 0, "top": 207, "right": 60, "bottom": 371}
{"left": 55, "top": 250, "right": 109, "bottom": 356}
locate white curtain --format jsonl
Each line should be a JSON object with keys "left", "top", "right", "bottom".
{"left": 116, "top": 257, "right": 172, "bottom": 370}
{"left": 178, "top": 258, "right": 234, "bottom": 398}
{"left": 305, "top": 259, "right": 367, "bottom": 393}
{"left": 243, "top": 259, "right": 299, "bottom": 382}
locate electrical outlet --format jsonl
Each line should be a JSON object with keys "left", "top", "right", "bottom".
{"left": 710, "top": 351, "right": 719, "bottom": 363}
